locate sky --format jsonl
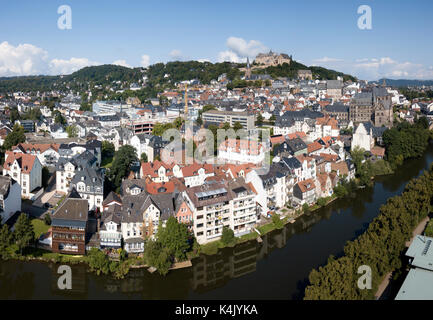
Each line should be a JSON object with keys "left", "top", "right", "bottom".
{"left": 0, "top": 0, "right": 432, "bottom": 80}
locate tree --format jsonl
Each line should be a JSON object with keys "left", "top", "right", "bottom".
{"left": 233, "top": 122, "right": 243, "bottom": 131}
{"left": 109, "top": 145, "right": 138, "bottom": 189}
{"left": 221, "top": 226, "right": 235, "bottom": 245}
{"left": 66, "top": 125, "right": 78, "bottom": 138}
{"left": 53, "top": 110, "right": 66, "bottom": 125}
{"left": 22, "top": 108, "right": 42, "bottom": 121}
{"left": 87, "top": 248, "right": 111, "bottom": 275}
{"left": 0, "top": 222, "right": 12, "bottom": 257}
{"left": 44, "top": 213, "right": 52, "bottom": 226}
{"left": 269, "top": 115, "right": 276, "bottom": 125}
{"left": 9, "top": 107, "right": 20, "bottom": 123}
{"left": 143, "top": 240, "right": 172, "bottom": 276}
{"left": 157, "top": 216, "right": 190, "bottom": 261}
{"left": 256, "top": 113, "right": 264, "bottom": 126}
{"left": 303, "top": 203, "right": 310, "bottom": 214}
{"left": 3, "top": 124, "right": 26, "bottom": 151}
{"left": 102, "top": 141, "right": 115, "bottom": 159}
{"left": 140, "top": 152, "right": 148, "bottom": 163}
{"left": 350, "top": 146, "right": 365, "bottom": 171}
{"left": 272, "top": 214, "right": 284, "bottom": 229}
{"left": 14, "top": 213, "right": 35, "bottom": 254}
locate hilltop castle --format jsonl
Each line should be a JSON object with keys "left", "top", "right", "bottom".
{"left": 254, "top": 51, "right": 292, "bottom": 67}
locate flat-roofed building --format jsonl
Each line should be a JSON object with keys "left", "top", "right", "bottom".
{"left": 395, "top": 235, "right": 433, "bottom": 300}
{"left": 202, "top": 109, "right": 255, "bottom": 130}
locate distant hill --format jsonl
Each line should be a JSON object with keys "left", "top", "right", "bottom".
{"left": 370, "top": 78, "right": 433, "bottom": 87}
{"left": 0, "top": 59, "right": 358, "bottom": 94}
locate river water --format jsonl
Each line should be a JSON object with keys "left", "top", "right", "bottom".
{"left": 1, "top": 144, "right": 433, "bottom": 300}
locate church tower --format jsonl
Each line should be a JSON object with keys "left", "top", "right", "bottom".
{"left": 245, "top": 57, "right": 251, "bottom": 80}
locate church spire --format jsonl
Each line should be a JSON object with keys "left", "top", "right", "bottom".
{"left": 245, "top": 57, "right": 251, "bottom": 79}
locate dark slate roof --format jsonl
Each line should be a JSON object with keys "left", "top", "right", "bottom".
{"left": 71, "top": 167, "right": 104, "bottom": 194}
{"left": 281, "top": 156, "right": 302, "bottom": 170}
{"left": 286, "top": 137, "right": 308, "bottom": 153}
{"left": 324, "top": 103, "right": 349, "bottom": 113}
{"left": 360, "top": 122, "right": 388, "bottom": 137}
{"left": 52, "top": 192, "right": 88, "bottom": 228}
{"left": 103, "top": 191, "right": 122, "bottom": 206}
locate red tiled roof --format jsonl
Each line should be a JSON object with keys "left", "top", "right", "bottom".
{"left": 307, "top": 141, "right": 323, "bottom": 154}
{"left": 3, "top": 151, "right": 37, "bottom": 174}
{"left": 296, "top": 178, "right": 316, "bottom": 193}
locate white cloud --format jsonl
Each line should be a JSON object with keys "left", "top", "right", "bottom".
{"left": 217, "top": 36, "right": 268, "bottom": 63}
{"left": 313, "top": 57, "right": 343, "bottom": 63}
{"left": 0, "top": 41, "right": 99, "bottom": 76}
{"left": 140, "top": 54, "right": 150, "bottom": 68}
{"left": 197, "top": 58, "right": 211, "bottom": 63}
{"left": 0, "top": 41, "right": 49, "bottom": 76}
{"left": 309, "top": 55, "right": 433, "bottom": 81}
{"left": 112, "top": 59, "right": 131, "bottom": 68}
{"left": 217, "top": 50, "right": 245, "bottom": 63}
{"left": 49, "top": 57, "right": 99, "bottom": 75}
{"left": 226, "top": 37, "right": 268, "bottom": 58}
{"left": 169, "top": 49, "right": 183, "bottom": 60}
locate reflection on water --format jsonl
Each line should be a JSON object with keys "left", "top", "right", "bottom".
{"left": 1, "top": 144, "right": 433, "bottom": 299}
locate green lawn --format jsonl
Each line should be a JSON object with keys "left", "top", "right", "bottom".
{"left": 31, "top": 219, "right": 50, "bottom": 240}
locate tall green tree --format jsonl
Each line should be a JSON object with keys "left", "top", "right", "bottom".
{"left": 14, "top": 213, "right": 35, "bottom": 254}
{"left": 157, "top": 216, "right": 190, "bottom": 261}
{"left": 3, "top": 124, "right": 26, "bottom": 151}
{"left": 221, "top": 226, "right": 235, "bottom": 245}
{"left": 66, "top": 125, "right": 78, "bottom": 138}
{"left": 109, "top": 145, "right": 138, "bottom": 189}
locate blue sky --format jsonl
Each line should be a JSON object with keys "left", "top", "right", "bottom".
{"left": 0, "top": 0, "right": 432, "bottom": 80}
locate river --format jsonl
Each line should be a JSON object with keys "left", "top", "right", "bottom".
{"left": 1, "top": 144, "right": 433, "bottom": 300}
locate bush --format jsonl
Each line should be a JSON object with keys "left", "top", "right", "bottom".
{"left": 317, "top": 198, "right": 328, "bottom": 207}
{"left": 44, "top": 213, "right": 51, "bottom": 226}
{"left": 425, "top": 220, "right": 433, "bottom": 237}
{"left": 272, "top": 214, "right": 284, "bottom": 229}
{"left": 221, "top": 226, "right": 236, "bottom": 245}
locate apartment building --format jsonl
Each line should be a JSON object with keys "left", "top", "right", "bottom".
{"left": 184, "top": 178, "right": 257, "bottom": 244}
{"left": 202, "top": 109, "right": 255, "bottom": 130}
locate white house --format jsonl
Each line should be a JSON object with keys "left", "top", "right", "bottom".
{"left": 0, "top": 175, "right": 21, "bottom": 223}
{"left": 351, "top": 123, "right": 374, "bottom": 152}
{"left": 3, "top": 151, "right": 42, "bottom": 198}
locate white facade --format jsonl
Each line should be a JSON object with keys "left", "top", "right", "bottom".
{"left": 351, "top": 123, "right": 374, "bottom": 152}
{"left": 0, "top": 178, "right": 21, "bottom": 223}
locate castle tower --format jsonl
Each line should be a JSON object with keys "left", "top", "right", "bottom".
{"left": 245, "top": 57, "right": 251, "bottom": 80}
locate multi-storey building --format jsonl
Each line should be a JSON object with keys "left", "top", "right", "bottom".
{"left": 184, "top": 178, "right": 257, "bottom": 244}
{"left": 3, "top": 151, "right": 42, "bottom": 198}
{"left": 202, "top": 109, "right": 255, "bottom": 130}
{"left": 51, "top": 191, "right": 89, "bottom": 255}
